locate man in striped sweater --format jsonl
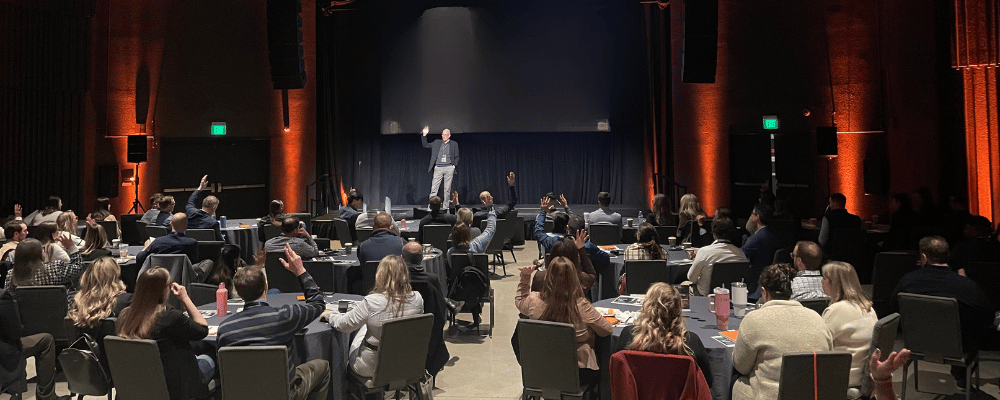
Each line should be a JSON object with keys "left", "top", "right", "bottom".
{"left": 217, "top": 244, "right": 330, "bottom": 400}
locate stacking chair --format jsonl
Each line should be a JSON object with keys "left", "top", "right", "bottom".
{"left": 623, "top": 260, "right": 671, "bottom": 295}
{"left": 448, "top": 253, "right": 493, "bottom": 336}
{"left": 421, "top": 224, "right": 452, "bottom": 253}
{"left": 772, "top": 247, "right": 792, "bottom": 265}
{"left": 356, "top": 228, "right": 373, "bottom": 242}
{"left": 870, "top": 252, "right": 919, "bottom": 317}
{"left": 218, "top": 346, "right": 291, "bottom": 400}
{"left": 119, "top": 214, "right": 143, "bottom": 245}
{"left": 481, "top": 218, "right": 512, "bottom": 276}
{"left": 61, "top": 318, "right": 116, "bottom": 400}
{"left": 187, "top": 229, "right": 216, "bottom": 242}
{"left": 610, "top": 351, "right": 711, "bottom": 400}
{"left": 261, "top": 224, "right": 282, "bottom": 242}
{"left": 303, "top": 259, "right": 336, "bottom": 292}
{"left": 898, "top": 293, "right": 979, "bottom": 400}
{"left": 518, "top": 319, "right": 599, "bottom": 400}
{"left": 264, "top": 251, "right": 302, "bottom": 293}
{"left": 588, "top": 224, "right": 621, "bottom": 246}
{"left": 345, "top": 314, "right": 434, "bottom": 400}
{"left": 708, "top": 261, "right": 751, "bottom": 292}
{"left": 362, "top": 261, "right": 380, "bottom": 295}
{"left": 97, "top": 220, "right": 119, "bottom": 242}
{"left": 333, "top": 218, "right": 355, "bottom": 246}
{"left": 16, "top": 286, "right": 69, "bottom": 346}
{"left": 798, "top": 296, "right": 830, "bottom": 315}
{"left": 144, "top": 225, "right": 168, "bottom": 239}
{"left": 196, "top": 240, "right": 223, "bottom": 263}
{"left": 856, "top": 313, "right": 900, "bottom": 398}
{"left": 135, "top": 220, "right": 150, "bottom": 243}
{"left": 776, "top": 352, "right": 852, "bottom": 400}
{"left": 509, "top": 215, "right": 526, "bottom": 246}
{"left": 188, "top": 283, "right": 220, "bottom": 307}
{"left": 103, "top": 336, "right": 172, "bottom": 400}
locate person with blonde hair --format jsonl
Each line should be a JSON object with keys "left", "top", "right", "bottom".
{"left": 615, "top": 282, "right": 712, "bottom": 386}
{"left": 820, "top": 261, "right": 878, "bottom": 387}
{"left": 325, "top": 255, "right": 424, "bottom": 378}
{"left": 516, "top": 257, "right": 612, "bottom": 385}
{"left": 676, "top": 193, "right": 708, "bottom": 243}
{"left": 68, "top": 257, "right": 131, "bottom": 328}
{"left": 56, "top": 211, "right": 84, "bottom": 247}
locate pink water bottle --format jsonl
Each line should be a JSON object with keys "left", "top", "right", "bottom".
{"left": 401, "top": 219, "right": 406, "bottom": 228}
{"left": 216, "top": 283, "right": 228, "bottom": 316}
{"left": 708, "top": 287, "right": 731, "bottom": 330}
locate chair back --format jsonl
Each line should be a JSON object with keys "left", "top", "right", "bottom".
{"left": 481, "top": 218, "right": 510, "bottom": 254}
{"left": 421, "top": 224, "right": 452, "bottom": 253}
{"left": 104, "top": 336, "right": 171, "bottom": 400}
{"left": 589, "top": 224, "right": 621, "bottom": 245}
{"left": 145, "top": 225, "right": 168, "bottom": 239}
{"left": 333, "top": 218, "right": 354, "bottom": 246}
{"left": 261, "top": 224, "right": 282, "bottom": 242}
{"left": 772, "top": 247, "right": 792, "bottom": 265}
{"left": 610, "top": 350, "right": 711, "bottom": 400}
{"left": 15, "top": 285, "right": 69, "bottom": 344}
{"left": 859, "top": 313, "right": 900, "bottom": 396}
{"left": 218, "top": 346, "right": 290, "bottom": 400}
{"left": 799, "top": 297, "right": 830, "bottom": 314}
{"left": 263, "top": 251, "right": 301, "bottom": 293}
{"left": 870, "top": 252, "right": 919, "bottom": 317}
{"left": 371, "top": 313, "right": 434, "bottom": 390}
{"left": 97, "top": 220, "right": 119, "bottom": 242}
{"left": 59, "top": 318, "right": 116, "bottom": 396}
{"left": 509, "top": 216, "right": 526, "bottom": 246}
{"left": 412, "top": 207, "right": 430, "bottom": 220}
{"left": 187, "top": 229, "right": 216, "bottom": 242}
{"left": 120, "top": 214, "right": 143, "bottom": 245}
{"left": 448, "top": 253, "right": 489, "bottom": 283}
{"left": 136, "top": 220, "right": 150, "bottom": 243}
{"left": 196, "top": 240, "right": 224, "bottom": 263}
{"left": 356, "top": 228, "right": 373, "bottom": 242}
{"left": 517, "top": 319, "right": 584, "bottom": 398}
{"left": 708, "top": 261, "right": 751, "bottom": 292}
{"left": 363, "top": 260, "right": 381, "bottom": 295}
{"left": 898, "top": 293, "right": 966, "bottom": 362}
{"left": 776, "top": 351, "right": 852, "bottom": 400}
{"left": 624, "top": 260, "right": 671, "bottom": 295}
{"left": 654, "top": 226, "right": 678, "bottom": 244}
{"left": 188, "top": 282, "right": 219, "bottom": 306}
{"left": 302, "top": 259, "right": 335, "bottom": 292}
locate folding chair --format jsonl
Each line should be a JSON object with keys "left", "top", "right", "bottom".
{"left": 518, "top": 319, "right": 599, "bottom": 400}
{"left": 345, "top": 314, "right": 434, "bottom": 400}
{"left": 264, "top": 251, "right": 302, "bottom": 293}
{"left": 776, "top": 351, "right": 852, "bottom": 400}
{"left": 218, "top": 346, "right": 292, "bottom": 400}
{"left": 898, "top": 293, "right": 979, "bottom": 400}
{"left": 624, "top": 260, "right": 671, "bottom": 295}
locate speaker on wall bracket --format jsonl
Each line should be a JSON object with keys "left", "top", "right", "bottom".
{"left": 127, "top": 135, "right": 147, "bottom": 164}
{"left": 816, "top": 126, "right": 838, "bottom": 157}
{"left": 682, "top": 0, "right": 718, "bottom": 83}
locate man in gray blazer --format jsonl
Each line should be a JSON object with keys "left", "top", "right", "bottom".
{"left": 421, "top": 127, "right": 459, "bottom": 208}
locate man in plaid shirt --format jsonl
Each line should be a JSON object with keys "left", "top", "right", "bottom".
{"left": 790, "top": 241, "right": 825, "bottom": 300}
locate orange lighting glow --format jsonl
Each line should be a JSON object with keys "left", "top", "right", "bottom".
{"left": 283, "top": 126, "right": 290, "bottom": 132}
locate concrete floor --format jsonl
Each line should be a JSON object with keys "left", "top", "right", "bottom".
{"left": 8, "top": 241, "right": 1000, "bottom": 399}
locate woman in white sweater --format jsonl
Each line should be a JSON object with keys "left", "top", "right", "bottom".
{"left": 324, "top": 255, "right": 423, "bottom": 378}
{"left": 732, "top": 263, "right": 833, "bottom": 400}
{"left": 821, "top": 261, "right": 878, "bottom": 387}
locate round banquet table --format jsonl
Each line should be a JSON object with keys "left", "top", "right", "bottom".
{"left": 200, "top": 293, "right": 364, "bottom": 400}
{"left": 221, "top": 218, "right": 260, "bottom": 263}
{"left": 593, "top": 295, "right": 746, "bottom": 400}
{"left": 592, "top": 244, "right": 692, "bottom": 301}
{"left": 321, "top": 247, "right": 445, "bottom": 294}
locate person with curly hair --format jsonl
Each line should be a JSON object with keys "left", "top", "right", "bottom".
{"left": 614, "top": 282, "right": 712, "bottom": 386}
{"left": 732, "top": 263, "right": 832, "bottom": 400}
{"left": 68, "top": 257, "right": 131, "bottom": 328}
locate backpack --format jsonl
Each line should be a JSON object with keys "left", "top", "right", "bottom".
{"left": 448, "top": 265, "right": 488, "bottom": 305}
{"left": 58, "top": 333, "right": 113, "bottom": 395}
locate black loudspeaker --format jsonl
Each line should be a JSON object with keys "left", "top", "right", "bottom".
{"left": 864, "top": 159, "right": 890, "bottom": 195}
{"left": 267, "top": 0, "right": 306, "bottom": 89}
{"left": 127, "top": 135, "right": 147, "bottom": 163}
{"left": 816, "top": 126, "right": 838, "bottom": 157}
{"left": 682, "top": 0, "right": 718, "bottom": 83}
{"left": 96, "top": 165, "right": 119, "bottom": 198}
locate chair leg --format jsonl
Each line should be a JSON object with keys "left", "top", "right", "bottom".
{"left": 901, "top": 360, "right": 909, "bottom": 400}
{"left": 508, "top": 248, "right": 517, "bottom": 262}
{"left": 913, "top": 360, "right": 920, "bottom": 393}
{"left": 489, "top": 288, "right": 495, "bottom": 338}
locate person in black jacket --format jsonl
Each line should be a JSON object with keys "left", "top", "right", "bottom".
{"left": 421, "top": 127, "right": 459, "bottom": 209}
{"left": 135, "top": 213, "right": 213, "bottom": 279}
{"left": 350, "top": 213, "right": 404, "bottom": 294}
{"left": 402, "top": 241, "right": 449, "bottom": 377}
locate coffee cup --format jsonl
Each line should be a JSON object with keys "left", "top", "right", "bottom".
{"left": 627, "top": 218, "right": 634, "bottom": 227}
{"left": 668, "top": 236, "right": 677, "bottom": 247}
{"left": 338, "top": 300, "right": 351, "bottom": 313}
{"left": 708, "top": 287, "right": 731, "bottom": 330}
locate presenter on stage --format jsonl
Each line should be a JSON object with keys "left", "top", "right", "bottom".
{"left": 421, "top": 126, "right": 459, "bottom": 209}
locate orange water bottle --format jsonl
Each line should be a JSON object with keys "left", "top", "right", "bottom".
{"left": 216, "top": 283, "right": 228, "bottom": 316}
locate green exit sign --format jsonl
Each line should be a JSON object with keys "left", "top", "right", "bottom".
{"left": 211, "top": 122, "right": 226, "bottom": 136}
{"left": 762, "top": 116, "right": 779, "bottom": 130}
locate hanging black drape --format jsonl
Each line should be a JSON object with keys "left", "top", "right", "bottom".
{"left": 0, "top": 1, "right": 91, "bottom": 214}
{"left": 316, "top": 1, "right": 651, "bottom": 210}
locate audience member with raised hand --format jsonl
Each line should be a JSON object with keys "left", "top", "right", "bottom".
{"left": 446, "top": 208, "right": 497, "bottom": 325}
{"left": 531, "top": 234, "right": 598, "bottom": 292}
{"left": 820, "top": 261, "right": 878, "bottom": 388}
{"left": 34, "top": 222, "right": 74, "bottom": 263}
{"left": 5, "top": 236, "right": 83, "bottom": 297}
{"left": 68, "top": 256, "right": 132, "bottom": 328}
{"left": 789, "top": 241, "right": 825, "bottom": 300}
{"left": 117, "top": 267, "right": 214, "bottom": 400}
{"left": 56, "top": 210, "right": 84, "bottom": 247}
{"left": 218, "top": 244, "right": 331, "bottom": 400}
{"left": 451, "top": 172, "right": 518, "bottom": 220}
{"left": 614, "top": 282, "right": 713, "bottom": 387}
{"left": 534, "top": 196, "right": 609, "bottom": 279}
{"left": 23, "top": 195, "right": 63, "bottom": 226}
{"left": 687, "top": 216, "right": 747, "bottom": 296}
{"left": 515, "top": 257, "right": 612, "bottom": 386}
{"left": 264, "top": 217, "right": 319, "bottom": 259}
{"left": 732, "top": 263, "right": 833, "bottom": 400}
{"left": 79, "top": 222, "right": 112, "bottom": 261}
{"left": 324, "top": 255, "right": 424, "bottom": 380}
{"left": 185, "top": 175, "right": 223, "bottom": 241}
{"left": 870, "top": 348, "right": 910, "bottom": 399}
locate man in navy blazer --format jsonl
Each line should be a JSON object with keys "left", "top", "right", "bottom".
{"left": 349, "top": 212, "right": 404, "bottom": 293}
{"left": 421, "top": 127, "right": 459, "bottom": 209}
{"left": 741, "top": 203, "right": 778, "bottom": 296}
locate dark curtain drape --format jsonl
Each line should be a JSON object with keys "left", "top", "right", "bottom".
{"left": 0, "top": 0, "right": 91, "bottom": 214}
{"left": 316, "top": 1, "right": 650, "bottom": 211}
{"left": 642, "top": 3, "right": 675, "bottom": 208}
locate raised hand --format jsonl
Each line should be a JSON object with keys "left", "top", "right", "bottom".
{"left": 199, "top": 175, "right": 210, "bottom": 191}
{"left": 558, "top": 194, "right": 568, "bottom": 207}
{"left": 422, "top": 126, "right": 429, "bottom": 136}
{"left": 170, "top": 282, "right": 189, "bottom": 300}
{"left": 540, "top": 197, "right": 554, "bottom": 212}
{"left": 13, "top": 204, "right": 21, "bottom": 218}
{"left": 57, "top": 231, "right": 75, "bottom": 249}
{"left": 506, "top": 172, "right": 516, "bottom": 186}
{"left": 574, "top": 229, "right": 589, "bottom": 249}
{"left": 279, "top": 244, "right": 306, "bottom": 276}
{"left": 518, "top": 265, "right": 537, "bottom": 277}
{"left": 870, "top": 348, "right": 910, "bottom": 382}
{"left": 451, "top": 191, "right": 459, "bottom": 205}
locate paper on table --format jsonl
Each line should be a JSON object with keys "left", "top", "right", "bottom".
{"left": 720, "top": 330, "right": 738, "bottom": 340}
{"left": 207, "top": 326, "right": 219, "bottom": 336}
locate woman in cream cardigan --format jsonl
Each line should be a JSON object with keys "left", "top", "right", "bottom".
{"left": 821, "top": 261, "right": 878, "bottom": 388}
{"left": 732, "top": 263, "right": 833, "bottom": 400}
